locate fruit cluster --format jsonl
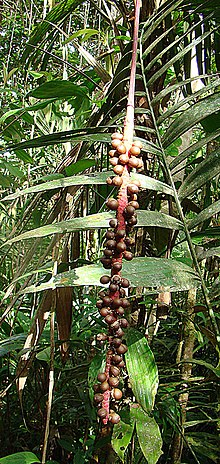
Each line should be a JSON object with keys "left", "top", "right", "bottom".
{"left": 94, "top": 132, "right": 142, "bottom": 425}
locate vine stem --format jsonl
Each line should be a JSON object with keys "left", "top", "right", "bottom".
{"left": 139, "top": 29, "right": 220, "bottom": 347}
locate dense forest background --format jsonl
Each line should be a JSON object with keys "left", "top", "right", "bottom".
{"left": 0, "top": 0, "right": 220, "bottom": 463}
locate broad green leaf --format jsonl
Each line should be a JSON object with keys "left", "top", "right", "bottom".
{"left": 2, "top": 172, "right": 112, "bottom": 201}
{"left": 65, "top": 159, "right": 96, "bottom": 176}
{"left": 28, "top": 80, "right": 88, "bottom": 99}
{"left": 63, "top": 28, "right": 99, "bottom": 43}
{"left": 2, "top": 162, "right": 23, "bottom": 178}
{"left": 21, "top": 257, "right": 200, "bottom": 297}
{"left": 2, "top": 171, "right": 173, "bottom": 201}
{"left": 125, "top": 329, "right": 158, "bottom": 412}
{"left": 0, "top": 334, "right": 26, "bottom": 357}
{"left": 14, "top": 149, "right": 34, "bottom": 164}
{"left": 169, "top": 128, "right": 220, "bottom": 170}
{"left": 36, "top": 347, "right": 50, "bottom": 363}
{"left": 0, "top": 100, "right": 55, "bottom": 123}
{"left": 111, "top": 410, "right": 135, "bottom": 463}
{"left": 0, "top": 452, "right": 40, "bottom": 463}
{"left": 130, "top": 406, "right": 163, "bottom": 464}
{"left": 2, "top": 210, "right": 183, "bottom": 245}
{"left": 163, "top": 93, "right": 220, "bottom": 148}
{"left": 179, "top": 149, "right": 220, "bottom": 200}
{"left": 188, "top": 200, "right": 220, "bottom": 230}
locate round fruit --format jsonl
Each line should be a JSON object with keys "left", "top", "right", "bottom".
{"left": 116, "top": 328, "right": 125, "bottom": 337}
{"left": 116, "top": 242, "right": 126, "bottom": 253}
{"left": 128, "top": 156, "right": 139, "bottom": 168}
{"left": 127, "top": 184, "right": 139, "bottom": 194}
{"left": 94, "top": 393, "right": 104, "bottom": 403}
{"left": 128, "top": 216, "right": 137, "bottom": 226}
{"left": 116, "top": 344, "right": 128, "bottom": 354}
{"left": 111, "top": 275, "right": 121, "bottom": 283}
{"left": 100, "top": 257, "right": 112, "bottom": 268}
{"left": 103, "top": 296, "right": 112, "bottom": 306}
{"left": 116, "top": 144, "right": 126, "bottom": 154}
{"left": 111, "top": 132, "right": 123, "bottom": 140}
{"left": 112, "top": 338, "right": 122, "bottom": 347}
{"left": 129, "top": 145, "right": 141, "bottom": 156}
{"left": 109, "top": 219, "right": 118, "bottom": 228}
{"left": 100, "top": 275, "right": 110, "bottom": 285}
{"left": 112, "top": 298, "right": 123, "bottom": 308}
{"left": 113, "top": 165, "right": 124, "bottom": 175}
{"left": 109, "top": 283, "right": 118, "bottom": 293}
{"left": 97, "top": 408, "right": 108, "bottom": 418}
{"left": 109, "top": 149, "right": 116, "bottom": 157}
{"left": 106, "top": 198, "right": 119, "bottom": 210}
{"left": 103, "top": 249, "right": 113, "bottom": 257}
{"left": 128, "top": 200, "right": 139, "bottom": 209}
{"left": 109, "top": 376, "right": 119, "bottom": 387}
{"left": 112, "top": 262, "right": 122, "bottom": 272}
{"left": 124, "top": 205, "right": 135, "bottom": 217}
{"left": 100, "top": 381, "right": 110, "bottom": 392}
{"left": 132, "top": 140, "right": 143, "bottom": 149}
{"left": 123, "top": 251, "right": 133, "bottom": 261}
{"left": 106, "top": 177, "right": 112, "bottom": 185}
{"left": 117, "top": 360, "right": 125, "bottom": 368}
{"left": 106, "top": 240, "right": 117, "bottom": 249}
{"left": 115, "top": 306, "right": 124, "bottom": 316}
{"left": 120, "top": 318, "right": 129, "bottom": 328}
{"left": 121, "top": 278, "right": 130, "bottom": 288}
{"left": 121, "top": 298, "right": 130, "bottom": 308}
{"left": 93, "top": 384, "right": 100, "bottom": 392}
{"left": 110, "top": 157, "right": 119, "bottom": 167}
{"left": 112, "top": 176, "right": 123, "bottom": 186}
{"left": 97, "top": 333, "right": 108, "bottom": 342}
{"left": 118, "top": 153, "right": 129, "bottom": 164}
{"left": 97, "top": 372, "right": 107, "bottom": 382}
{"left": 112, "top": 355, "right": 123, "bottom": 364}
{"left": 96, "top": 300, "right": 103, "bottom": 309}
{"left": 105, "top": 314, "right": 117, "bottom": 325}
{"left": 110, "top": 366, "right": 120, "bottom": 377}
{"left": 116, "top": 229, "right": 126, "bottom": 239}
{"left": 112, "top": 139, "right": 122, "bottom": 149}
{"left": 110, "top": 412, "right": 120, "bottom": 424}
{"left": 110, "top": 320, "right": 120, "bottom": 331}
{"left": 113, "top": 388, "right": 123, "bottom": 400}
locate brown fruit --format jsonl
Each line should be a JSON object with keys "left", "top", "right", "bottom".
{"left": 132, "top": 140, "right": 143, "bottom": 149}
{"left": 116, "top": 344, "right": 128, "bottom": 354}
{"left": 109, "top": 149, "right": 116, "bottom": 157}
{"left": 110, "top": 412, "right": 120, "bottom": 424}
{"left": 109, "top": 283, "right": 118, "bottom": 293}
{"left": 128, "top": 156, "right": 139, "bottom": 168}
{"left": 128, "top": 216, "right": 137, "bottom": 226}
{"left": 99, "top": 307, "right": 109, "bottom": 317}
{"left": 113, "top": 165, "right": 124, "bottom": 175}
{"left": 109, "top": 218, "right": 118, "bottom": 228}
{"left": 112, "top": 139, "right": 122, "bottom": 149}
{"left": 100, "top": 275, "right": 110, "bottom": 284}
{"left": 97, "top": 372, "right": 107, "bottom": 382}
{"left": 112, "top": 338, "right": 122, "bottom": 347}
{"left": 128, "top": 200, "right": 139, "bottom": 209}
{"left": 110, "top": 366, "right": 120, "bottom": 377}
{"left": 105, "top": 314, "right": 117, "bottom": 325}
{"left": 112, "top": 262, "right": 122, "bottom": 272}
{"left": 127, "top": 184, "right": 139, "bottom": 194}
{"left": 111, "top": 275, "right": 121, "bottom": 283}
{"left": 112, "top": 298, "right": 123, "bottom": 308}
{"left": 100, "top": 381, "right": 110, "bottom": 392}
{"left": 112, "top": 355, "right": 123, "bottom": 364}
{"left": 116, "top": 242, "right": 126, "bottom": 253}
{"left": 106, "top": 198, "right": 119, "bottom": 210}
{"left": 115, "top": 328, "right": 125, "bottom": 337}
{"left": 112, "top": 176, "right": 123, "bottom": 186}
{"left": 120, "top": 318, "right": 129, "bottom": 328}
{"left": 93, "top": 384, "right": 100, "bottom": 392}
{"left": 129, "top": 145, "right": 141, "bottom": 156}
{"left": 103, "top": 249, "right": 113, "bottom": 257}
{"left": 97, "top": 408, "right": 108, "bottom": 418}
{"left": 110, "top": 320, "right": 120, "bottom": 331}
{"left": 124, "top": 205, "right": 135, "bottom": 217}
{"left": 123, "top": 251, "right": 133, "bottom": 261}
{"left": 113, "top": 388, "right": 123, "bottom": 400}
{"left": 103, "top": 295, "right": 112, "bottom": 306}
{"left": 106, "top": 240, "right": 117, "bottom": 249}
{"left": 111, "top": 132, "right": 123, "bottom": 140}
{"left": 109, "top": 376, "right": 119, "bottom": 387}
{"left": 118, "top": 153, "right": 129, "bottom": 164}
{"left": 110, "top": 157, "right": 119, "bottom": 166}
{"left": 121, "top": 278, "right": 130, "bottom": 288}
{"left": 117, "top": 360, "right": 125, "bottom": 368}
{"left": 116, "top": 229, "right": 126, "bottom": 239}
{"left": 115, "top": 306, "right": 124, "bottom": 316}
{"left": 116, "top": 144, "right": 127, "bottom": 154}
{"left": 121, "top": 298, "right": 130, "bottom": 308}
{"left": 96, "top": 300, "right": 103, "bottom": 309}
{"left": 97, "top": 333, "right": 108, "bottom": 342}
{"left": 94, "top": 393, "right": 104, "bottom": 403}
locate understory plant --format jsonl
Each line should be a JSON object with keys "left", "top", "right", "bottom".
{"left": 0, "top": 0, "right": 220, "bottom": 463}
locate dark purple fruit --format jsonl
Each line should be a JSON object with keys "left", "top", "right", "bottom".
{"left": 120, "top": 318, "right": 129, "bottom": 328}
{"left": 109, "top": 219, "right": 118, "bottom": 228}
{"left": 121, "top": 278, "right": 130, "bottom": 288}
{"left": 112, "top": 298, "right": 123, "bottom": 309}
{"left": 103, "top": 249, "right": 113, "bottom": 257}
{"left": 111, "top": 275, "right": 121, "bottom": 283}
{"left": 123, "top": 251, "right": 133, "bottom": 261}
{"left": 106, "top": 240, "right": 117, "bottom": 249}
{"left": 105, "top": 314, "right": 117, "bottom": 325}
{"left": 100, "top": 275, "right": 110, "bottom": 284}
{"left": 109, "top": 283, "right": 118, "bottom": 293}
{"left": 100, "top": 258, "right": 112, "bottom": 268}
{"left": 106, "top": 230, "right": 115, "bottom": 239}
{"left": 103, "top": 296, "right": 112, "bottom": 306}
{"left": 128, "top": 216, "right": 137, "bottom": 226}
{"left": 93, "top": 384, "right": 100, "bottom": 392}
